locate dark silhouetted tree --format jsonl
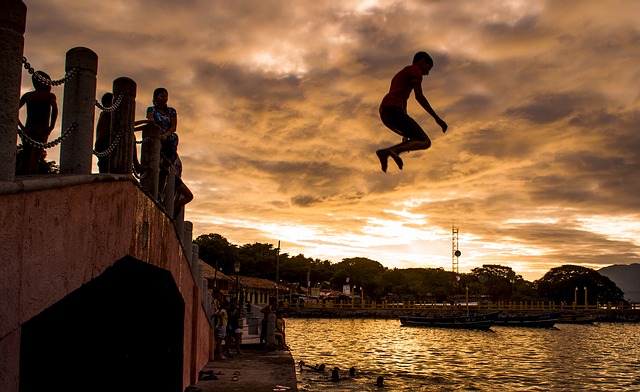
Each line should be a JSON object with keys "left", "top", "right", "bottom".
{"left": 535, "top": 265, "right": 625, "bottom": 305}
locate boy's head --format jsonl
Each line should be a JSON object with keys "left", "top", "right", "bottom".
{"left": 32, "top": 71, "right": 52, "bottom": 92}
{"left": 413, "top": 51, "right": 434, "bottom": 75}
{"left": 413, "top": 51, "right": 433, "bottom": 66}
{"left": 101, "top": 92, "right": 113, "bottom": 107}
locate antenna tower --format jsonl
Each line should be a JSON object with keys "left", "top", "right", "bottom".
{"left": 452, "top": 224, "right": 460, "bottom": 274}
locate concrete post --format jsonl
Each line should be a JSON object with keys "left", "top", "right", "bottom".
{"left": 163, "top": 165, "right": 176, "bottom": 216}
{"left": 175, "top": 208, "right": 185, "bottom": 244}
{"left": 197, "top": 265, "right": 204, "bottom": 290}
{"left": 109, "top": 77, "right": 136, "bottom": 174}
{"left": 140, "top": 122, "right": 160, "bottom": 198}
{"left": 201, "top": 277, "right": 208, "bottom": 308}
{"left": 205, "top": 291, "right": 213, "bottom": 315}
{"left": 0, "top": 0, "right": 26, "bottom": 182}
{"left": 191, "top": 244, "right": 199, "bottom": 274}
{"left": 182, "top": 221, "right": 193, "bottom": 264}
{"left": 266, "top": 312, "right": 277, "bottom": 349}
{"left": 59, "top": 47, "right": 98, "bottom": 175}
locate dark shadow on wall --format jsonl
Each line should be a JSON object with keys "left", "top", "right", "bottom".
{"left": 19, "top": 257, "right": 185, "bottom": 392}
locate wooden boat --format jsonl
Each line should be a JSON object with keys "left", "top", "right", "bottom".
{"left": 399, "top": 311, "right": 500, "bottom": 331}
{"left": 494, "top": 312, "right": 563, "bottom": 328}
{"left": 557, "top": 313, "right": 598, "bottom": 324}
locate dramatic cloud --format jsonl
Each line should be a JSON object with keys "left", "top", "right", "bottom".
{"left": 19, "top": 0, "right": 640, "bottom": 280}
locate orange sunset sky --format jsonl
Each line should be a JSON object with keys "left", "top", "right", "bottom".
{"left": 19, "top": 0, "right": 640, "bottom": 280}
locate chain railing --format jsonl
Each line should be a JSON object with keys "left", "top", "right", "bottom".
{"left": 20, "top": 56, "right": 153, "bottom": 169}
{"left": 17, "top": 122, "right": 77, "bottom": 149}
{"left": 92, "top": 132, "right": 123, "bottom": 158}
{"left": 94, "top": 94, "right": 123, "bottom": 112}
{"left": 22, "top": 57, "right": 78, "bottom": 86}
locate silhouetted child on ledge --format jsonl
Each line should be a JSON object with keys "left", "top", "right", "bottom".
{"left": 17, "top": 71, "right": 58, "bottom": 175}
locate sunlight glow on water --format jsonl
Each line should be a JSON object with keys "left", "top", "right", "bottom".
{"left": 287, "top": 319, "right": 640, "bottom": 391}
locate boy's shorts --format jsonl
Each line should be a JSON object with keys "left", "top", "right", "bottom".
{"left": 380, "top": 106, "right": 428, "bottom": 141}
{"left": 215, "top": 325, "right": 226, "bottom": 339}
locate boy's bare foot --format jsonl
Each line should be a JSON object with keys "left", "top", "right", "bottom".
{"left": 388, "top": 150, "right": 403, "bottom": 170}
{"left": 376, "top": 149, "right": 389, "bottom": 173}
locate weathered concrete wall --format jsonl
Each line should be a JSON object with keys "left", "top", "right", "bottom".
{"left": 0, "top": 176, "right": 211, "bottom": 391}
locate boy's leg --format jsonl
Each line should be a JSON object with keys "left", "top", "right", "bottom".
{"left": 389, "top": 138, "right": 431, "bottom": 155}
{"left": 375, "top": 150, "right": 389, "bottom": 172}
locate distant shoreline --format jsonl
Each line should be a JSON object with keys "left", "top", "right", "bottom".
{"left": 282, "top": 307, "right": 640, "bottom": 323}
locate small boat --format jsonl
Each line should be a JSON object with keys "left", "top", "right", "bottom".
{"left": 494, "top": 312, "right": 562, "bottom": 328}
{"left": 399, "top": 311, "right": 500, "bottom": 331}
{"left": 557, "top": 313, "right": 598, "bottom": 324}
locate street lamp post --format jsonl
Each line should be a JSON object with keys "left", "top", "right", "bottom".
{"left": 465, "top": 286, "right": 469, "bottom": 316}
{"left": 584, "top": 286, "right": 588, "bottom": 310}
{"left": 574, "top": 287, "right": 578, "bottom": 310}
{"left": 234, "top": 260, "right": 240, "bottom": 303}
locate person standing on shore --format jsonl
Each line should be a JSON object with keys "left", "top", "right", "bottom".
{"left": 226, "top": 298, "right": 244, "bottom": 355}
{"left": 376, "top": 51, "right": 448, "bottom": 172}
{"left": 215, "top": 300, "right": 229, "bottom": 360}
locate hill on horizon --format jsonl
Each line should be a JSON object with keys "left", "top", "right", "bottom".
{"left": 599, "top": 263, "right": 640, "bottom": 303}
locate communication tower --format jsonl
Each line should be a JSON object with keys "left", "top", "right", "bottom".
{"left": 452, "top": 224, "right": 460, "bottom": 274}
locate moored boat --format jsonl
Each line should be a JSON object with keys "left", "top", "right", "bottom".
{"left": 399, "top": 311, "right": 500, "bottom": 331}
{"left": 557, "top": 313, "right": 598, "bottom": 324}
{"left": 494, "top": 312, "right": 562, "bottom": 328}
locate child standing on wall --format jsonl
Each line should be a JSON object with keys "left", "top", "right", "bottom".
{"left": 17, "top": 71, "right": 58, "bottom": 175}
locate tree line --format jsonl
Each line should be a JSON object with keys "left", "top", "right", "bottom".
{"left": 195, "top": 233, "right": 626, "bottom": 305}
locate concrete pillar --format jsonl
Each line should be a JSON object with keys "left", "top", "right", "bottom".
{"left": 191, "top": 244, "right": 199, "bottom": 274}
{"left": 140, "top": 122, "right": 160, "bottom": 198}
{"left": 182, "top": 221, "right": 193, "bottom": 264}
{"left": 175, "top": 208, "right": 185, "bottom": 244}
{"left": 59, "top": 47, "right": 98, "bottom": 174}
{"left": 266, "top": 312, "right": 277, "bottom": 349}
{"left": 108, "top": 77, "right": 136, "bottom": 174}
{"left": 205, "top": 291, "right": 213, "bottom": 316}
{"left": 197, "top": 265, "right": 204, "bottom": 289}
{"left": 163, "top": 165, "right": 175, "bottom": 216}
{"left": 0, "top": 0, "right": 26, "bottom": 182}
{"left": 201, "top": 277, "right": 208, "bottom": 307}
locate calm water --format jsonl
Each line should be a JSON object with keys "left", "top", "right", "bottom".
{"left": 286, "top": 319, "right": 640, "bottom": 391}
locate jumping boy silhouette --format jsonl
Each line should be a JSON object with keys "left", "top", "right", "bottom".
{"left": 377, "top": 51, "right": 448, "bottom": 172}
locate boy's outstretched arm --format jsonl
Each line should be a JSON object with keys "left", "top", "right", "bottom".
{"left": 413, "top": 83, "right": 448, "bottom": 133}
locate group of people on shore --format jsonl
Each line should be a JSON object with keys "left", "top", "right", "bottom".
{"left": 211, "top": 297, "right": 291, "bottom": 360}
{"left": 16, "top": 74, "right": 192, "bottom": 218}
{"left": 213, "top": 297, "right": 244, "bottom": 360}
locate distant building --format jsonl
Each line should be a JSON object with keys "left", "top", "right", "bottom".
{"left": 236, "top": 276, "right": 289, "bottom": 305}
{"left": 199, "top": 260, "right": 297, "bottom": 305}
{"left": 199, "top": 260, "right": 233, "bottom": 298}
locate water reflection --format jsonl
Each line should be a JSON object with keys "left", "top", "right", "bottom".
{"left": 287, "top": 319, "right": 640, "bottom": 391}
